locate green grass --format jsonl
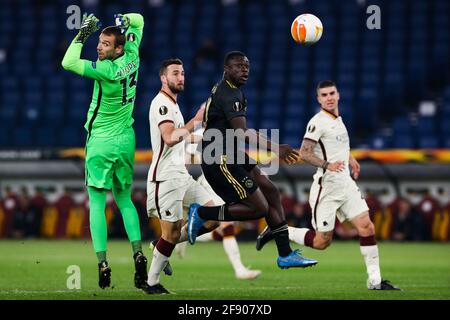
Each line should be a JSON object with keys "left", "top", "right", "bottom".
{"left": 0, "top": 240, "right": 449, "bottom": 300}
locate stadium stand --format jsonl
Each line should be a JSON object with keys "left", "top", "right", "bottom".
{"left": 0, "top": 0, "right": 448, "bottom": 150}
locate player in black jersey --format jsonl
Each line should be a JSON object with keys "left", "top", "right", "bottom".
{"left": 187, "top": 51, "right": 318, "bottom": 269}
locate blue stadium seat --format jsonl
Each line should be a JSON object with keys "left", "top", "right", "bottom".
{"left": 22, "top": 104, "right": 42, "bottom": 126}
{"left": 284, "top": 119, "right": 305, "bottom": 134}
{"left": 392, "top": 117, "right": 412, "bottom": 135}
{"left": 371, "top": 134, "right": 392, "bottom": 150}
{"left": 135, "top": 123, "right": 150, "bottom": 149}
{"left": 43, "top": 102, "right": 65, "bottom": 123}
{"left": 260, "top": 119, "right": 279, "bottom": 130}
{"left": 261, "top": 102, "right": 281, "bottom": 119}
{"left": 417, "top": 135, "right": 439, "bottom": 149}
{"left": 283, "top": 134, "right": 302, "bottom": 149}
{"left": 392, "top": 134, "right": 415, "bottom": 149}
{"left": 416, "top": 117, "right": 437, "bottom": 135}
{"left": 35, "top": 127, "right": 58, "bottom": 147}
{"left": 0, "top": 127, "right": 11, "bottom": 147}
{"left": 12, "top": 126, "right": 35, "bottom": 147}
{"left": 58, "top": 126, "right": 85, "bottom": 147}
{"left": 0, "top": 105, "right": 17, "bottom": 124}
{"left": 443, "top": 136, "right": 450, "bottom": 148}
{"left": 439, "top": 117, "right": 450, "bottom": 136}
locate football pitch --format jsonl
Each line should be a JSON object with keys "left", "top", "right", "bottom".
{"left": 0, "top": 240, "right": 449, "bottom": 300}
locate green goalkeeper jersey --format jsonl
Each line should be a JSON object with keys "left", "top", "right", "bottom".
{"left": 62, "top": 13, "right": 144, "bottom": 138}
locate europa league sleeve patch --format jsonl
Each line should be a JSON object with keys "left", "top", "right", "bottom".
{"left": 307, "top": 124, "right": 316, "bottom": 133}
{"left": 233, "top": 101, "right": 243, "bottom": 111}
{"left": 159, "top": 106, "right": 168, "bottom": 115}
{"left": 127, "top": 33, "right": 136, "bottom": 42}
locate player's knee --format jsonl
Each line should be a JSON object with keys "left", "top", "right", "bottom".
{"left": 222, "top": 224, "right": 235, "bottom": 237}
{"left": 115, "top": 197, "right": 134, "bottom": 211}
{"left": 204, "top": 220, "right": 220, "bottom": 230}
{"left": 315, "top": 241, "right": 331, "bottom": 250}
{"left": 357, "top": 219, "right": 375, "bottom": 236}
{"left": 314, "top": 235, "right": 332, "bottom": 250}
{"left": 363, "top": 221, "right": 375, "bottom": 236}
{"left": 255, "top": 199, "right": 269, "bottom": 217}
{"left": 170, "top": 229, "right": 181, "bottom": 243}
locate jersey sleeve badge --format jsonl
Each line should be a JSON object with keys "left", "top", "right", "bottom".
{"left": 159, "top": 106, "right": 168, "bottom": 115}
{"left": 127, "top": 33, "right": 136, "bottom": 42}
{"left": 307, "top": 124, "right": 316, "bottom": 133}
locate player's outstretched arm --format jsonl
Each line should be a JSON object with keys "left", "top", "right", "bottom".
{"left": 160, "top": 106, "right": 204, "bottom": 147}
{"left": 228, "top": 117, "right": 298, "bottom": 163}
{"left": 61, "top": 13, "right": 101, "bottom": 76}
{"left": 300, "top": 139, "right": 345, "bottom": 172}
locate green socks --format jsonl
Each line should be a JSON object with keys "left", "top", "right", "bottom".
{"left": 96, "top": 251, "right": 107, "bottom": 263}
{"left": 112, "top": 185, "right": 142, "bottom": 245}
{"left": 89, "top": 185, "right": 143, "bottom": 262}
{"left": 131, "top": 240, "right": 143, "bottom": 256}
{"left": 88, "top": 186, "right": 108, "bottom": 256}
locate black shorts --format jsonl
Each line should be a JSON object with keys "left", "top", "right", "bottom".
{"left": 201, "top": 155, "right": 258, "bottom": 204}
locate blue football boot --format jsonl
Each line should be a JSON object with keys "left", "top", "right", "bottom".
{"left": 187, "top": 203, "right": 204, "bottom": 245}
{"left": 277, "top": 249, "right": 318, "bottom": 269}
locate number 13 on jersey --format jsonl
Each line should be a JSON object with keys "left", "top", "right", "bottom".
{"left": 120, "top": 70, "right": 138, "bottom": 106}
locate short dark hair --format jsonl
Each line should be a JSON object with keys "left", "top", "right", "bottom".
{"left": 224, "top": 51, "right": 247, "bottom": 66}
{"left": 159, "top": 58, "right": 183, "bottom": 76}
{"left": 317, "top": 80, "right": 337, "bottom": 92}
{"left": 101, "top": 26, "right": 126, "bottom": 48}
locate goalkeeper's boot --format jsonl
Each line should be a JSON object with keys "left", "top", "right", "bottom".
{"left": 98, "top": 261, "right": 111, "bottom": 289}
{"left": 149, "top": 240, "right": 173, "bottom": 276}
{"left": 133, "top": 251, "right": 148, "bottom": 289}
{"left": 277, "top": 249, "right": 318, "bottom": 269}
{"left": 368, "top": 279, "right": 401, "bottom": 290}
{"left": 187, "top": 203, "right": 204, "bottom": 245}
{"left": 142, "top": 283, "right": 170, "bottom": 295}
{"left": 256, "top": 226, "right": 274, "bottom": 251}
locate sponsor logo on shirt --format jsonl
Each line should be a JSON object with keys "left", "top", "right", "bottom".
{"left": 336, "top": 133, "right": 349, "bottom": 143}
{"left": 308, "top": 124, "right": 316, "bottom": 133}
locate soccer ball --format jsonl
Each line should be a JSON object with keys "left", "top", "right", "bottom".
{"left": 291, "top": 14, "right": 323, "bottom": 46}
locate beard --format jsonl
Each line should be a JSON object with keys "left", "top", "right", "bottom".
{"left": 168, "top": 82, "right": 184, "bottom": 94}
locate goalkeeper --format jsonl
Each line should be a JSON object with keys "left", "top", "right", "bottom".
{"left": 62, "top": 13, "right": 149, "bottom": 291}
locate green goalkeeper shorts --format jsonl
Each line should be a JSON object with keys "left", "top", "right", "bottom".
{"left": 85, "top": 127, "right": 136, "bottom": 190}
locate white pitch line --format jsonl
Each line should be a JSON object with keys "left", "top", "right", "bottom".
{"left": 0, "top": 286, "right": 305, "bottom": 295}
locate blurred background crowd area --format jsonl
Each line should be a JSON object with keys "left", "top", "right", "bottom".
{"left": 0, "top": 0, "right": 449, "bottom": 150}
{"left": 1, "top": 185, "right": 449, "bottom": 242}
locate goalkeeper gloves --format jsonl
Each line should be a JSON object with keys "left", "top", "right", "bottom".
{"left": 75, "top": 13, "right": 102, "bottom": 44}
{"left": 114, "top": 14, "right": 130, "bottom": 34}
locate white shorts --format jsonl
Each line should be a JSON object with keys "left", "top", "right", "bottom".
{"left": 308, "top": 176, "right": 369, "bottom": 232}
{"left": 196, "top": 173, "right": 225, "bottom": 206}
{"left": 147, "top": 175, "right": 212, "bottom": 222}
